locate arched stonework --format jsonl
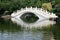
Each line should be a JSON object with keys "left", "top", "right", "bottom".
{"left": 11, "top": 7, "right": 58, "bottom": 28}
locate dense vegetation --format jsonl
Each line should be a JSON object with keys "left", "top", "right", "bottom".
{"left": 0, "top": 0, "right": 60, "bottom": 15}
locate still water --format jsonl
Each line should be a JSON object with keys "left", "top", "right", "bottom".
{"left": 0, "top": 17, "right": 56, "bottom": 40}
{"left": 0, "top": 31, "right": 54, "bottom": 40}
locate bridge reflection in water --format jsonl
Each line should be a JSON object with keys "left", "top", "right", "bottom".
{"left": 11, "top": 7, "right": 57, "bottom": 28}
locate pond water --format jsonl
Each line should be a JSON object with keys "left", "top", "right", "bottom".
{"left": 0, "top": 31, "right": 54, "bottom": 40}
{"left": 0, "top": 18, "right": 56, "bottom": 40}
{"left": 11, "top": 17, "right": 56, "bottom": 28}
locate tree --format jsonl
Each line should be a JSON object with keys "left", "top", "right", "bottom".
{"left": 36, "top": 0, "right": 41, "bottom": 7}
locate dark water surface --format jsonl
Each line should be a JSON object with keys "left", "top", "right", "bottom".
{"left": 0, "top": 18, "right": 60, "bottom": 40}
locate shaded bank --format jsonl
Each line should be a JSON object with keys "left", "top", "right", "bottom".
{"left": 0, "top": 17, "right": 24, "bottom": 32}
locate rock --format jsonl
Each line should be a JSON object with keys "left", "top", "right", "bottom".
{"left": 1, "top": 15, "right": 11, "bottom": 19}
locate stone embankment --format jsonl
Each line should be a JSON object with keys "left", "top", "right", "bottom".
{"left": 1, "top": 15, "right": 11, "bottom": 19}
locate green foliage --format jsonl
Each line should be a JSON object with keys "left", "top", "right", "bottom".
{"left": 55, "top": 0, "right": 60, "bottom": 4}
{"left": 0, "top": 0, "right": 60, "bottom": 15}
{"left": 36, "top": 0, "right": 41, "bottom": 7}
{"left": 0, "top": 0, "right": 41, "bottom": 15}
